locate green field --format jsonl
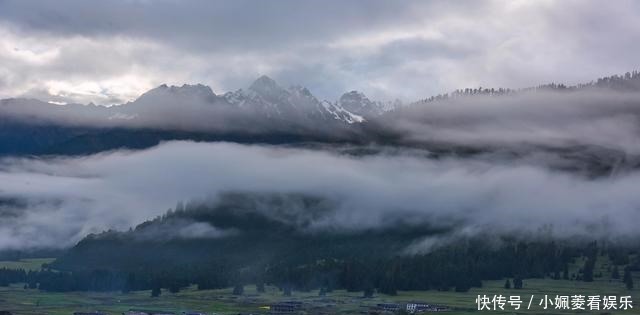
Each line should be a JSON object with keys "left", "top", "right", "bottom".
{"left": 1, "top": 279, "right": 639, "bottom": 315}
{"left": 0, "top": 257, "right": 639, "bottom": 315}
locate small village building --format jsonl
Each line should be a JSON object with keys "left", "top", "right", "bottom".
{"left": 406, "top": 302, "right": 431, "bottom": 313}
{"left": 268, "top": 301, "right": 304, "bottom": 314}
{"left": 375, "top": 303, "right": 401, "bottom": 312}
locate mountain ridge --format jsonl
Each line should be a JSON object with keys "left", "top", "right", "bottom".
{"left": 3, "top": 71, "right": 640, "bottom": 157}
{"left": 5, "top": 70, "right": 640, "bottom": 130}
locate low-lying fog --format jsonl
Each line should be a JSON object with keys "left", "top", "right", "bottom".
{"left": 0, "top": 140, "right": 639, "bottom": 251}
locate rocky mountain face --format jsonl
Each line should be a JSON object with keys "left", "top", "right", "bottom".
{"left": 0, "top": 76, "right": 393, "bottom": 132}
{"left": 0, "top": 76, "right": 399, "bottom": 155}
{"left": 220, "top": 75, "right": 368, "bottom": 124}
{"left": 337, "top": 90, "right": 391, "bottom": 119}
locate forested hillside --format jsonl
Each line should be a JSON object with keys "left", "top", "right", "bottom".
{"left": 4, "top": 192, "right": 630, "bottom": 295}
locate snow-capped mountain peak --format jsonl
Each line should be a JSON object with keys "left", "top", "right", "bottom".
{"left": 223, "top": 76, "right": 372, "bottom": 124}
{"left": 338, "top": 90, "right": 389, "bottom": 118}
{"left": 1, "top": 76, "right": 389, "bottom": 133}
{"left": 340, "top": 90, "right": 370, "bottom": 106}
{"left": 288, "top": 85, "right": 314, "bottom": 98}
{"left": 249, "top": 75, "right": 286, "bottom": 96}
{"left": 321, "top": 100, "right": 365, "bottom": 124}
{"left": 136, "top": 83, "right": 216, "bottom": 103}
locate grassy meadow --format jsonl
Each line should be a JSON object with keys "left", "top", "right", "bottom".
{"left": 0, "top": 257, "right": 639, "bottom": 315}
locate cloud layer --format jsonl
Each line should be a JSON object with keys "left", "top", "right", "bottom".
{"left": 383, "top": 89, "right": 640, "bottom": 155}
{"left": 1, "top": 141, "right": 639, "bottom": 251}
{"left": 1, "top": 0, "right": 639, "bottom": 104}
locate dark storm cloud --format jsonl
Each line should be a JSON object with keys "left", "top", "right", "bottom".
{"left": 0, "top": 0, "right": 461, "bottom": 51}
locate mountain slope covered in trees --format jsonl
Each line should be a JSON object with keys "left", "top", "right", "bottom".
{"left": 31, "top": 192, "right": 635, "bottom": 294}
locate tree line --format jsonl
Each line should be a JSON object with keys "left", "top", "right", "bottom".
{"left": 0, "top": 241, "right": 635, "bottom": 295}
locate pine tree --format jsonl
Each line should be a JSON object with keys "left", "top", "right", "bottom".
{"left": 513, "top": 276, "right": 523, "bottom": 289}
{"left": 168, "top": 282, "right": 180, "bottom": 293}
{"left": 151, "top": 286, "right": 161, "bottom": 297}
{"left": 232, "top": 284, "right": 244, "bottom": 295}
{"left": 612, "top": 266, "right": 620, "bottom": 279}
{"left": 122, "top": 272, "right": 135, "bottom": 294}
{"left": 623, "top": 268, "right": 634, "bottom": 290}
{"left": 363, "top": 286, "right": 374, "bottom": 298}
{"left": 582, "top": 257, "right": 596, "bottom": 282}
{"left": 378, "top": 276, "right": 397, "bottom": 296}
{"left": 454, "top": 275, "right": 471, "bottom": 292}
{"left": 283, "top": 285, "right": 292, "bottom": 296}
{"left": 256, "top": 282, "right": 265, "bottom": 293}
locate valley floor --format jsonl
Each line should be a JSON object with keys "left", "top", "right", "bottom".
{"left": 1, "top": 258, "right": 639, "bottom": 315}
{"left": 1, "top": 278, "right": 639, "bottom": 315}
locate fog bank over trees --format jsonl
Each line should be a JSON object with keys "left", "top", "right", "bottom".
{"left": 1, "top": 140, "right": 639, "bottom": 252}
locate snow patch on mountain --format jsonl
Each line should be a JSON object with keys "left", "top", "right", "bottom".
{"left": 321, "top": 100, "right": 365, "bottom": 124}
{"left": 338, "top": 90, "right": 398, "bottom": 118}
{"left": 1, "top": 75, "right": 394, "bottom": 130}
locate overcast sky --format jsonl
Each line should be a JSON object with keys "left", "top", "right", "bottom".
{"left": 0, "top": 0, "right": 639, "bottom": 105}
